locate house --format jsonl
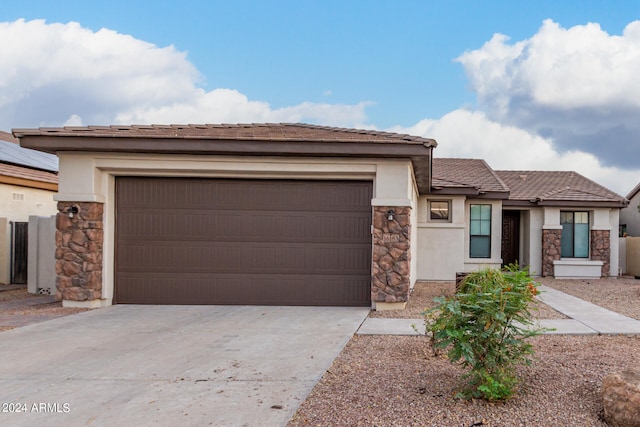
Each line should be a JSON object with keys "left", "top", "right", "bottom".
{"left": 496, "top": 170, "right": 626, "bottom": 279}
{"left": 0, "top": 131, "right": 58, "bottom": 285}
{"left": 620, "top": 182, "right": 640, "bottom": 237}
{"left": 13, "top": 123, "right": 627, "bottom": 309}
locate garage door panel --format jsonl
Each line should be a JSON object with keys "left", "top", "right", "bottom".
{"left": 119, "top": 178, "right": 372, "bottom": 211}
{"left": 116, "top": 274, "right": 370, "bottom": 306}
{"left": 116, "top": 178, "right": 372, "bottom": 306}
{"left": 118, "top": 242, "right": 371, "bottom": 275}
{"left": 118, "top": 210, "right": 371, "bottom": 243}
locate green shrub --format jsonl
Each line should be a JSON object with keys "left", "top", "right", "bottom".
{"left": 424, "top": 265, "right": 545, "bottom": 401}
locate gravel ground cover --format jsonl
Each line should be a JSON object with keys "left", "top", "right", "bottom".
{"left": 0, "top": 285, "right": 89, "bottom": 331}
{"left": 540, "top": 276, "right": 640, "bottom": 320}
{"left": 368, "top": 281, "right": 568, "bottom": 320}
{"left": 289, "top": 277, "right": 640, "bottom": 426}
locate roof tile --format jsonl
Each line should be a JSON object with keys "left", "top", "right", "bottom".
{"left": 432, "top": 158, "right": 509, "bottom": 194}
{"left": 0, "top": 162, "right": 58, "bottom": 184}
{"left": 13, "top": 123, "right": 438, "bottom": 146}
{"left": 496, "top": 170, "right": 626, "bottom": 205}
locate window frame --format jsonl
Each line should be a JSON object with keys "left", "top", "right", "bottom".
{"left": 560, "top": 211, "right": 590, "bottom": 258}
{"left": 469, "top": 204, "right": 491, "bottom": 258}
{"left": 429, "top": 200, "right": 451, "bottom": 222}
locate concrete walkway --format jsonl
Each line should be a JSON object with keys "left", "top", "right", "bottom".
{"left": 358, "top": 285, "right": 640, "bottom": 336}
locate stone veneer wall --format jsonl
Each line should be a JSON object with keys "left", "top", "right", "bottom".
{"left": 55, "top": 202, "right": 104, "bottom": 301}
{"left": 591, "top": 229, "right": 611, "bottom": 277}
{"left": 542, "top": 228, "right": 562, "bottom": 277}
{"left": 371, "top": 206, "right": 411, "bottom": 303}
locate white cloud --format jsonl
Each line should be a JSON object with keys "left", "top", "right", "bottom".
{"left": 453, "top": 18, "right": 640, "bottom": 176}
{"left": 0, "top": 19, "right": 370, "bottom": 129}
{"left": 458, "top": 19, "right": 640, "bottom": 113}
{"left": 116, "top": 88, "right": 372, "bottom": 128}
{"left": 390, "top": 109, "right": 638, "bottom": 196}
{"left": 1, "top": 18, "right": 637, "bottom": 196}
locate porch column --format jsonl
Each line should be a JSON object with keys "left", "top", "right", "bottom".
{"left": 542, "top": 227, "right": 562, "bottom": 277}
{"left": 372, "top": 206, "right": 411, "bottom": 310}
{"left": 591, "top": 229, "right": 611, "bottom": 277}
{"left": 55, "top": 202, "right": 104, "bottom": 306}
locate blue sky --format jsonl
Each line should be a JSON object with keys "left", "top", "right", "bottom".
{"left": 2, "top": 1, "right": 640, "bottom": 194}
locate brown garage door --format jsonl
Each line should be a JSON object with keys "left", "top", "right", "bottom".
{"left": 115, "top": 177, "right": 372, "bottom": 306}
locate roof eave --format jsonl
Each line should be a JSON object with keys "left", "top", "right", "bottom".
{"left": 16, "top": 133, "right": 435, "bottom": 195}
{"left": 504, "top": 199, "right": 628, "bottom": 208}
{"left": 430, "top": 187, "right": 509, "bottom": 199}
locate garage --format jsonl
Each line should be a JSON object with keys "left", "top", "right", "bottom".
{"left": 15, "top": 123, "right": 436, "bottom": 309}
{"left": 115, "top": 177, "right": 373, "bottom": 306}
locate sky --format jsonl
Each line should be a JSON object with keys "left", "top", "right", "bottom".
{"left": 1, "top": 1, "right": 639, "bottom": 196}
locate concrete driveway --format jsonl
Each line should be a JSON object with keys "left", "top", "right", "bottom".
{"left": 0, "top": 305, "right": 369, "bottom": 426}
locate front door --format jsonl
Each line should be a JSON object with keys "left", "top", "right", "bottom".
{"left": 501, "top": 211, "right": 520, "bottom": 267}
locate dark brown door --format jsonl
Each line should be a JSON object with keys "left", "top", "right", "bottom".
{"left": 10, "top": 222, "right": 28, "bottom": 284}
{"left": 115, "top": 177, "right": 372, "bottom": 306}
{"left": 501, "top": 211, "right": 520, "bottom": 267}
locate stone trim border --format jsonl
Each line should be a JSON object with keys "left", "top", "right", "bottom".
{"left": 542, "top": 228, "right": 562, "bottom": 277}
{"left": 371, "top": 206, "right": 411, "bottom": 305}
{"left": 591, "top": 229, "right": 611, "bottom": 277}
{"left": 55, "top": 202, "right": 104, "bottom": 302}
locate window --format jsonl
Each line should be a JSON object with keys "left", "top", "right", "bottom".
{"left": 560, "top": 211, "right": 589, "bottom": 258}
{"left": 430, "top": 201, "right": 450, "bottom": 221}
{"left": 470, "top": 204, "right": 491, "bottom": 258}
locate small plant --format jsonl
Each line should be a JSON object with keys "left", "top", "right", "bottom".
{"left": 424, "top": 265, "right": 545, "bottom": 401}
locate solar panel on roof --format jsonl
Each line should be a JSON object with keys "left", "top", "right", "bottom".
{"left": 0, "top": 139, "right": 58, "bottom": 172}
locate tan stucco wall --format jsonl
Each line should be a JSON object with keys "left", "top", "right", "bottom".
{"left": 416, "top": 195, "right": 466, "bottom": 281}
{"left": 55, "top": 152, "right": 418, "bottom": 305}
{"left": 0, "top": 183, "right": 58, "bottom": 221}
{"left": 0, "top": 183, "right": 57, "bottom": 284}
{"left": 525, "top": 209, "right": 544, "bottom": 276}
{"left": 626, "top": 237, "right": 640, "bottom": 276}
{"left": 620, "top": 191, "right": 640, "bottom": 236}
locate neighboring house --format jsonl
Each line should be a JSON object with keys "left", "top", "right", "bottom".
{"left": 620, "top": 182, "right": 640, "bottom": 237}
{"left": 0, "top": 131, "right": 58, "bottom": 285}
{"left": 13, "top": 124, "right": 628, "bottom": 310}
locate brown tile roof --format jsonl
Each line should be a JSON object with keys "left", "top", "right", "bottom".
{"left": 432, "top": 158, "right": 509, "bottom": 198}
{"left": 14, "top": 123, "right": 436, "bottom": 195}
{"left": 13, "top": 123, "right": 437, "bottom": 145}
{"left": 0, "top": 162, "right": 58, "bottom": 191}
{"left": 0, "top": 130, "right": 19, "bottom": 144}
{"left": 496, "top": 170, "right": 627, "bottom": 207}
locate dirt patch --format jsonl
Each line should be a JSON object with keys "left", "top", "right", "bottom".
{"left": 0, "top": 286, "right": 90, "bottom": 331}
{"left": 369, "top": 281, "right": 568, "bottom": 320}
{"left": 289, "top": 277, "right": 640, "bottom": 426}
{"left": 288, "top": 334, "right": 639, "bottom": 426}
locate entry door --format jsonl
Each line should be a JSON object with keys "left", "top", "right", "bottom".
{"left": 501, "top": 211, "right": 520, "bottom": 267}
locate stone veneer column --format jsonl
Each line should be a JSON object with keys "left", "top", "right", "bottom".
{"left": 55, "top": 202, "right": 104, "bottom": 302}
{"left": 542, "top": 228, "right": 562, "bottom": 277}
{"left": 371, "top": 206, "right": 411, "bottom": 309}
{"left": 591, "top": 229, "right": 611, "bottom": 277}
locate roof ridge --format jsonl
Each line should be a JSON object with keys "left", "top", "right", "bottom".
{"left": 480, "top": 159, "right": 510, "bottom": 192}
{"left": 13, "top": 123, "right": 438, "bottom": 146}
